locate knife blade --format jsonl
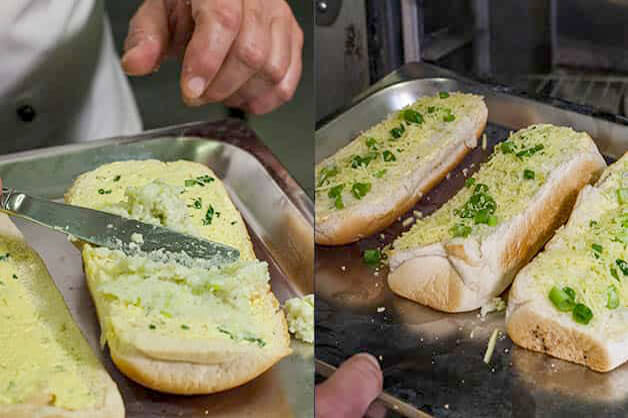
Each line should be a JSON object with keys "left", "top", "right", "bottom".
{"left": 0, "top": 187, "right": 240, "bottom": 266}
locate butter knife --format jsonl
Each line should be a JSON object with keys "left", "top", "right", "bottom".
{"left": 0, "top": 187, "right": 240, "bottom": 266}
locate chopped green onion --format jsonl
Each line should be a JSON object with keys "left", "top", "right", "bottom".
{"left": 390, "top": 124, "right": 405, "bottom": 139}
{"left": 616, "top": 259, "right": 628, "bottom": 275}
{"left": 549, "top": 286, "right": 575, "bottom": 312}
{"left": 592, "top": 243, "right": 603, "bottom": 255}
{"left": 328, "top": 184, "right": 345, "bottom": 209}
{"left": 500, "top": 141, "right": 515, "bottom": 154}
{"left": 11, "top": 274, "right": 17, "bottom": 280}
{"left": 523, "top": 169, "right": 535, "bottom": 179}
{"left": 474, "top": 183, "right": 489, "bottom": 194}
{"left": 443, "top": 113, "right": 455, "bottom": 122}
{"left": 589, "top": 220, "right": 598, "bottom": 227}
{"left": 607, "top": 285, "right": 620, "bottom": 309}
{"left": 113, "top": 175, "right": 121, "bottom": 182}
{"left": 98, "top": 189, "right": 112, "bottom": 195}
{"left": 572, "top": 303, "right": 593, "bottom": 325}
{"left": 383, "top": 150, "right": 396, "bottom": 162}
{"left": 365, "top": 137, "right": 378, "bottom": 149}
{"left": 363, "top": 249, "right": 381, "bottom": 265}
{"left": 351, "top": 182, "right": 372, "bottom": 199}
{"left": 451, "top": 223, "right": 472, "bottom": 238}
{"left": 181, "top": 324, "right": 190, "bottom": 330}
{"left": 317, "top": 165, "right": 339, "bottom": 187}
{"left": 515, "top": 144, "right": 544, "bottom": 158}
{"left": 374, "top": 169, "right": 387, "bottom": 178}
{"left": 149, "top": 324, "right": 156, "bottom": 330}
{"left": 611, "top": 266, "right": 620, "bottom": 281}
{"left": 617, "top": 188, "right": 628, "bottom": 204}
{"left": 439, "top": 92, "right": 450, "bottom": 99}
{"left": 403, "top": 109, "right": 423, "bottom": 124}
{"left": 427, "top": 106, "right": 436, "bottom": 113}
{"left": 473, "top": 209, "right": 491, "bottom": 225}
{"left": 487, "top": 215, "right": 498, "bottom": 226}
{"left": 563, "top": 286, "right": 576, "bottom": 301}
{"left": 465, "top": 178, "right": 476, "bottom": 188}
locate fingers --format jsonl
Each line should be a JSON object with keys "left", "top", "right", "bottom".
{"left": 315, "top": 353, "right": 383, "bottom": 418}
{"left": 201, "top": 0, "right": 270, "bottom": 102}
{"left": 181, "top": 0, "right": 243, "bottom": 104}
{"left": 244, "top": 19, "right": 303, "bottom": 115}
{"left": 121, "top": 0, "right": 171, "bottom": 76}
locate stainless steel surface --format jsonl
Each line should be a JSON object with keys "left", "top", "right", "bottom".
{"left": 315, "top": 62, "right": 628, "bottom": 417}
{"left": 315, "top": 0, "right": 370, "bottom": 121}
{"left": 0, "top": 123, "right": 313, "bottom": 418}
{"left": 0, "top": 188, "right": 240, "bottom": 266}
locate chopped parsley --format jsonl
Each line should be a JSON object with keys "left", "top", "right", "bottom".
{"left": 427, "top": 106, "right": 436, "bottom": 113}
{"left": 149, "top": 324, "right": 156, "bottom": 330}
{"left": 465, "top": 178, "right": 476, "bottom": 188}
{"left": 243, "top": 336, "right": 267, "bottom": 347}
{"left": 351, "top": 182, "right": 371, "bottom": 200}
{"left": 439, "top": 91, "right": 450, "bottom": 99}
{"left": 185, "top": 175, "right": 215, "bottom": 187}
{"left": 203, "top": 205, "right": 220, "bottom": 225}
{"left": 113, "top": 175, "right": 121, "bottom": 182}
{"left": 181, "top": 324, "right": 190, "bottom": 330}
{"left": 98, "top": 189, "right": 112, "bottom": 195}
{"left": 188, "top": 197, "right": 202, "bottom": 209}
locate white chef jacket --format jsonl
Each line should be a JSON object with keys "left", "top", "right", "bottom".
{"left": 0, "top": 0, "right": 142, "bottom": 154}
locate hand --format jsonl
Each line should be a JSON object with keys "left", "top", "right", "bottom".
{"left": 316, "top": 353, "right": 383, "bottom": 418}
{"left": 121, "top": 0, "right": 303, "bottom": 114}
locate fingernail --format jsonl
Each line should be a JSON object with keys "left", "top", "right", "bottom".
{"left": 353, "top": 353, "right": 381, "bottom": 372}
{"left": 186, "top": 76, "right": 207, "bottom": 99}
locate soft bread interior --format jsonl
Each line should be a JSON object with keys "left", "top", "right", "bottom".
{"left": 0, "top": 214, "right": 124, "bottom": 418}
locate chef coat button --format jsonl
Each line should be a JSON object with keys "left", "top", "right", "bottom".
{"left": 17, "top": 105, "right": 36, "bottom": 122}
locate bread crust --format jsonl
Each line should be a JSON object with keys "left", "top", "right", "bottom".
{"left": 315, "top": 98, "right": 488, "bottom": 245}
{"left": 388, "top": 134, "right": 606, "bottom": 312}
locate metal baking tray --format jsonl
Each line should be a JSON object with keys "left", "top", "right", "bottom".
{"left": 315, "top": 62, "right": 628, "bottom": 418}
{"left": 0, "top": 119, "right": 314, "bottom": 418}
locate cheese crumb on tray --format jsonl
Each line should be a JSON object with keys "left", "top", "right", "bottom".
{"left": 284, "top": 294, "right": 314, "bottom": 343}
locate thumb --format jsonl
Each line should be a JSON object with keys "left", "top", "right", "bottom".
{"left": 121, "top": 0, "right": 170, "bottom": 76}
{"left": 316, "top": 353, "right": 383, "bottom": 418}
